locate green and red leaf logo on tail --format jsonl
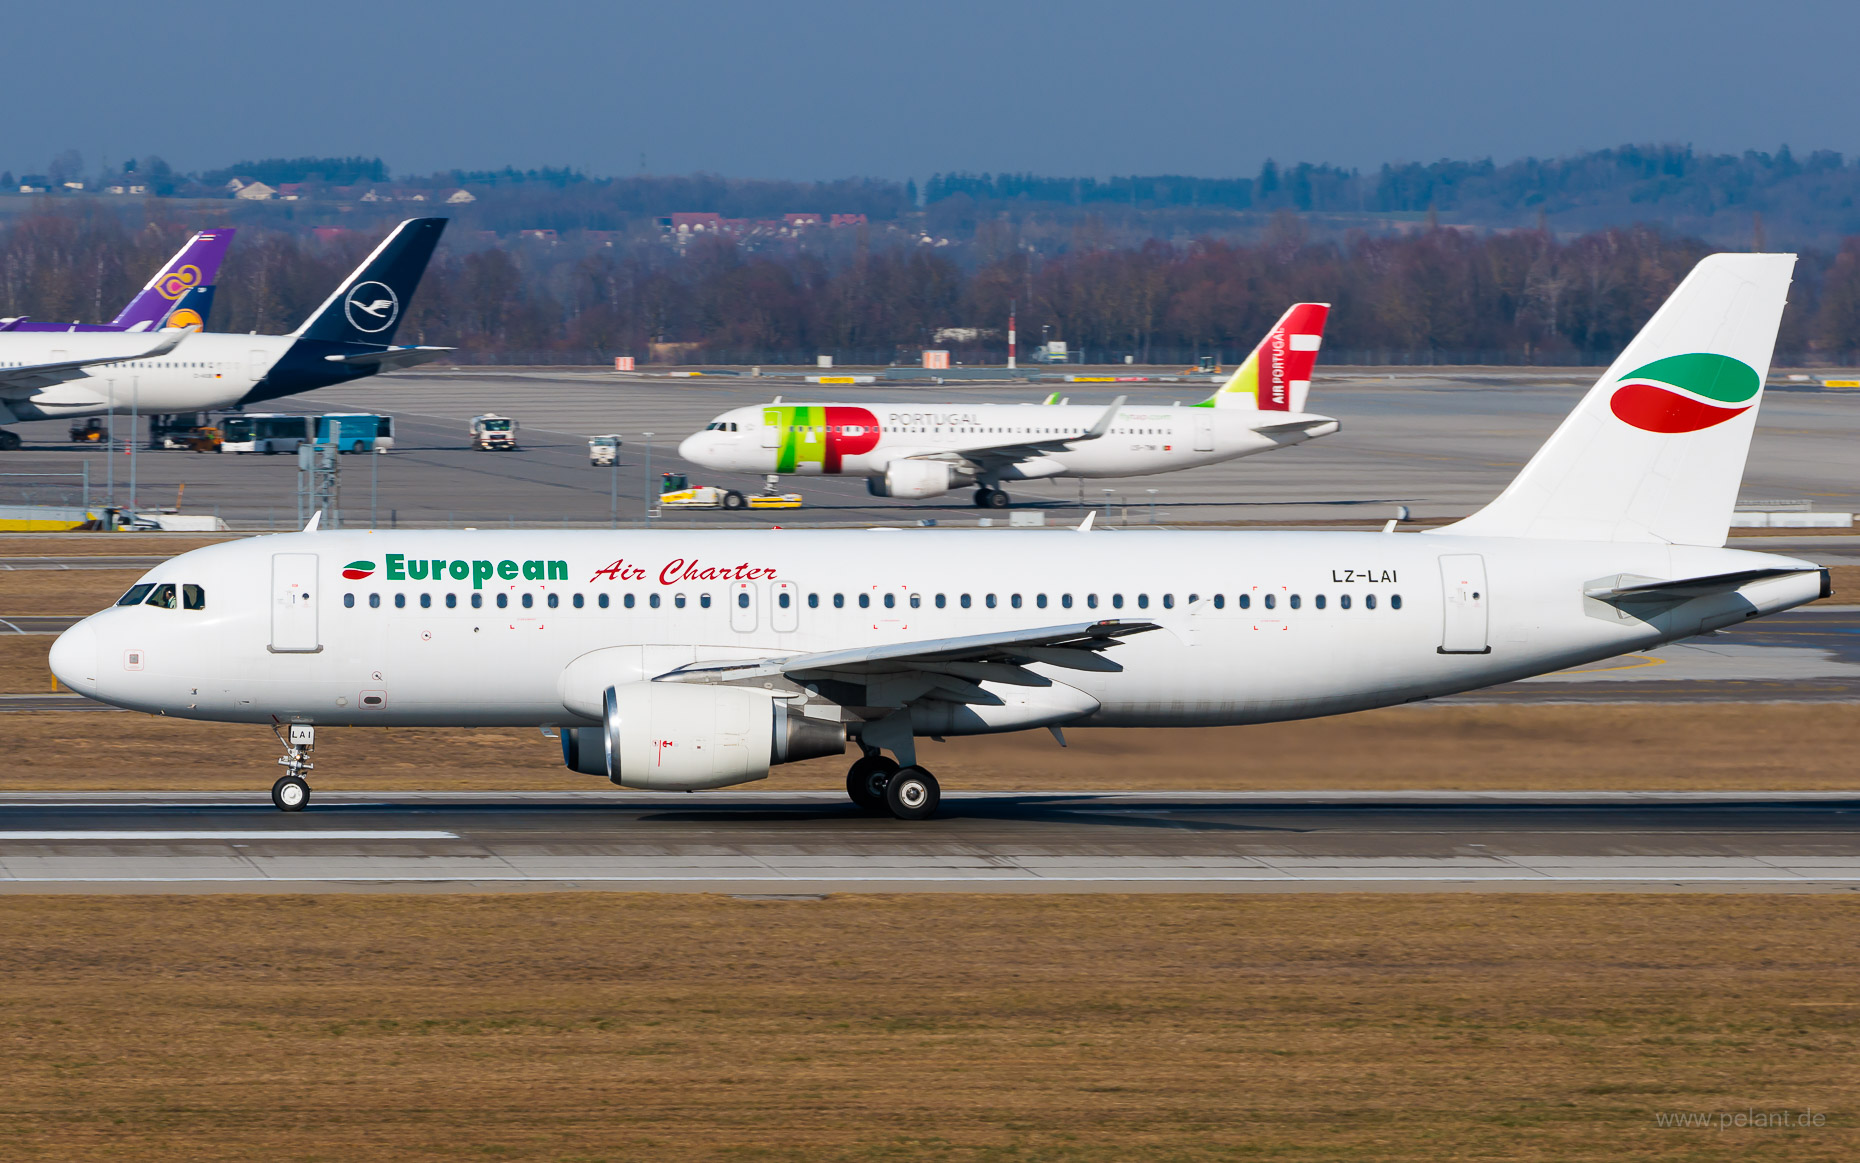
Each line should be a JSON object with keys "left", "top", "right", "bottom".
{"left": 1609, "top": 352, "right": 1760, "bottom": 433}
{"left": 341, "top": 560, "right": 376, "bottom": 580}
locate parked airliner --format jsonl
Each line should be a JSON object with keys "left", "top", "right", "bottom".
{"left": 1, "top": 227, "right": 234, "bottom": 335}
{"left": 50, "top": 255, "right": 1823, "bottom": 820}
{"left": 679, "top": 304, "right": 1333, "bottom": 507}
{"left": 0, "top": 218, "right": 448, "bottom": 451}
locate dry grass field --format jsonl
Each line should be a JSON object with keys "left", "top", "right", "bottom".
{"left": 0, "top": 893, "right": 1855, "bottom": 1161}
{"left": 7, "top": 701, "right": 1860, "bottom": 793}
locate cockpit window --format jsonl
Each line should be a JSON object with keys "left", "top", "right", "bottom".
{"left": 145, "top": 583, "right": 178, "bottom": 609}
{"left": 182, "top": 584, "right": 206, "bottom": 610}
{"left": 117, "top": 583, "right": 155, "bottom": 607}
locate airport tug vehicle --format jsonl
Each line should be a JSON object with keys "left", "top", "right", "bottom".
{"left": 48, "top": 255, "right": 1831, "bottom": 821}
{"left": 588, "top": 434, "right": 622, "bottom": 465}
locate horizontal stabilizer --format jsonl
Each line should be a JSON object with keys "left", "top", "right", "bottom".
{"left": 323, "top": 346, "right": 454, "bottom": 372}
{"left": 1585, "top": 566, "right": 1822, "bottom": 602}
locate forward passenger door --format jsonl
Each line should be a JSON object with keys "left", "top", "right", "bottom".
{"left": 269, "top": 553, "right": 320, "bottom": 653}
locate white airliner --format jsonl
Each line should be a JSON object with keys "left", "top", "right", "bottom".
{"left": 50, "top": 254, "right": 1823, "bottom": 820}
{"left": 678, "top": 304, "right": 1334, "bottom": 507}
{"left": 0, "top": 219, "right": 449, "bottom": 449}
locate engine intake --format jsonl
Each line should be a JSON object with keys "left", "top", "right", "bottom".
{"left": 869, "top": 458, "right": 960, "bottom": 499}
{"left": 564, "top": 682, "right": 844, "bottom": 790}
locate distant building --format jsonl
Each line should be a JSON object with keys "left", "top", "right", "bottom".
{"left": 312, "top": 226, "right": 352, "bottom": 242}
{"left": 275, "top": 183, "right": 307, "bottom": 201}
{"left": 61, "top": 181, "right": 84, "bottom": 191}
{"left": 784, "top": 213, "right": 823, "bottom": 228}
{"left": 830, "top": 213, "right": 868, "bottom": 228}
{"left": 358, "top": 189, "right": 387, "bottom": 202}
{"left": 233, "top": 181, "right": 277, "bottom": 201}
{"left": 518, "top": 229, "right": 559, "bottom": 241}
{"left": 444, "top": 188, "right": 476, "bottom": 204}
{"left": 667, "top": 212, "right": 724, "bottom": 234}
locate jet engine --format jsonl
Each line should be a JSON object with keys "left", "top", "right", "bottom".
{"left": 867, "top": 458, "right": 961, "bottom": 499}
{"left": 561, "top": 682, "right": 844, "bottom": 790}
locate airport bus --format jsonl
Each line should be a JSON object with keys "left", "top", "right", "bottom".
{"left": 220, "top": 414, "right": 313, "bottom": 454}
{"left": 317, "top": 413, "right": 395, "bottom": 454}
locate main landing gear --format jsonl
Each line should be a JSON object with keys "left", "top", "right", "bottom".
{"left": 845, "top": 752, "right": 941, "bottom": 820}
{"left": 0, "top": 429, "right": 20, "bottom": 452}
{"left": 271, "top": 723, "right": 316, "bottom": 812}
{"left": 973, "top": 486, "right": 1010, "bottom": 509}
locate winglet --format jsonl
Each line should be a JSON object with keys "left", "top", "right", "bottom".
{"left": 1041, "top": 391, "right": 1060, "bottom": 405}
{"left": 303, "top": 511, "right": 322, "bottom": 533}
{"left": 1076, "top": 395, "right": 1126, "bottom": 441}
{"left": 1077, "top": 510, "right": 1096, "bottom": 533}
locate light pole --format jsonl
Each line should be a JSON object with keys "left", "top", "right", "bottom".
{"left": 128, "top": 376, "right": 139, "bottom": 516}
{"left": 609, "top": 455, "right": 618, "bottom": 529}
{"left": 370, "top": 443, "right": 379, "bottom": 530}
{"left": 642, "top": 433, "right": 654, "bottom": 527}
{"left": 105, "top": 379, "right": 115, "bottom": 509}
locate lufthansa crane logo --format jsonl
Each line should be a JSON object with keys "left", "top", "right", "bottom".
{"left": 344, "top": 280, "right": 400, "bottom": 333}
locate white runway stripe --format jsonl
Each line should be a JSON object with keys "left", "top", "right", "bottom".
{"left": 0, "top": 831, "right": 458, "bottom": 841}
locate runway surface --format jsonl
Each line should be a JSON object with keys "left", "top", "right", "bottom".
{"left": 3, "top": 790, "right": 1857, "bottom": 894}
{"left": 7, "top": 369, "right": 1860, "bottom": 527}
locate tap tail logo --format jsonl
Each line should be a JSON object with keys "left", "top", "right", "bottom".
{"left": 340, "top": 560, "right": 377, "bottom": 580}
{"left": 1607, "top": 352, "right": 1761, "bottom": 434}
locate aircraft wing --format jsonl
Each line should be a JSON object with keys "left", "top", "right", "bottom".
{"left": 656, "top": 618, "right": 1159, "bottom": 708}
{"left": 323, "top": 346, "right": 455, "bottom": 372}
{"left": 0, "top": 329, "right": 188, "bottom": 396}
{"left": 901, "top": 394, "right": 1125, "bottom": 472}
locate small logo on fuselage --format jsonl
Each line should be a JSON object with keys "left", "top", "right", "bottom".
{"left": 341, "top": 560, "right": 377, "bottom": 580}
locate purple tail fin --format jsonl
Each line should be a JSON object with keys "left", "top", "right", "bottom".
{"left": 108, "top": 229, "right": 235, "bottom": 329}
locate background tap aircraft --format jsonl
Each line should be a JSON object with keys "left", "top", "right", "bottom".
{"left": 0, "top": 228, "right": 234, "bottom": 334}
{"left": 49, "top": 254, "right": 1822, "bottom": 821}
{"left": 0, "top": 218, "right": 448, "bottom": 450}
{"left": 679, "top": 303, "right": 1333, "bottom": 507}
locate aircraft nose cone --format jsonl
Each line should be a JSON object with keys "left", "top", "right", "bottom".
{"left": 677, "top": 432, "right": 709, "bottom": 463}
{"left": 48, "top": 620, "right": 98, "bottom": 695}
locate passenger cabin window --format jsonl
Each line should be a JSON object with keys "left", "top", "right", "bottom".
{"left": 1263, "top": 594, "right": 1276, "bottom": 610}
{"left": 422, "top": 593, "right": 433, "bottom": 608}
{"left": 650, "top": 594, "right": 661, "bottom": 609}
{"left": 471, "top": 594, "right": 483, "bottom": 609}
{"left": 547, "top": 593, "right": 559, "bottom": 608}
{"left": 1315, "top": 594, "right": 1326, "bottom": 610}
{"left": 833, "top": 594, "right": 845, "bottom": 608}
{"left": 1162, "top": 594, "right": 1174, "bottom": 609}
{"left": 1340, "top": 594, "right": 1351, "bottom": 610}
{"left": 343, "top": 593, "right": 355, "bottom": 608}
{"left": 446, "top": 594, "right": 458, "bottom": 608}
{"left": 859, "top": 594, "right": 871, "bottom": 608}
{"left": 1213, "top": 594, "right": 1225, "bottom": 609}
{"left": 883, "top": 593, "right": 896, "bottom": 608}
{"left": 1391, "top": 594, "right": 1403, "bottom": 609}
{"left": 117, "top": 584, "right": 155, "bottom": 606}
{"left": 1289, "top": 594, "right": 1301, "bottom": 610}
{"left": 521, "top": 593, "right": 533, "bottom": 609}
{"left": 572, "top": 594, "right": 583, "bottom": 608}
{"left": 701, "top": 593, "right": 712, "bottom": 608}
{"left": 1366, "top": 594, "right": 1378, "bottom": 610}
{"left": 370, "top": 593, "right": 381, "bottom": 608}
{"left": 1238, "top": 594, "right": 1250, "bottom": 609}
{"left": 394, "top": 593, "right": 406, "bottom": 609}
{"left": 495, "top": 594, "right": 507, "bottom": 608}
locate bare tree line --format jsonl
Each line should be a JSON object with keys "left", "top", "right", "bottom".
{"left": 5, "top": 211, "right": 1860, "bottom": 364}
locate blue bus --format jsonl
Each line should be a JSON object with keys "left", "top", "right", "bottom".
{"left": 316, "top": 414, "right": 395, "bottom": 454}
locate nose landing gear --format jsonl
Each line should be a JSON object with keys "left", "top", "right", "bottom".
{"left": 271, "top": 723, "right": 316, "bottom": 812}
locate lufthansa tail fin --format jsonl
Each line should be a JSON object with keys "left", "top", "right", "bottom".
{"left": 1436, "top": 253, "right": 1795, "bottom": 548}
{"left": 109, "top": 228, "right": 235, "bottom": 330}
{"left": 293, "top": 218, "right": 447, "bottom": 345}
{"left": 1197, "top": 302, "right": 1329, "bottom": 411}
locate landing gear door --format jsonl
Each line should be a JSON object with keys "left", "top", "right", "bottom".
{"left": 1437, "top": 554, "right": 1490, "bottom": 654}
{"left": 1193, "top": 411, "right": 1215, "bottom": 451}
{"left": 731, "top": 581, "right": 759, "bottom": 632}
{"left": 270, "top": 553, "right": 321, "bottom": 653}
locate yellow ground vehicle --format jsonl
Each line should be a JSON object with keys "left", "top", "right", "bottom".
{"left": 70, "top": 418, "right": 106, "bottom": 443}
{"left": 657, "top": 472, "right": 802, "bottom": 510}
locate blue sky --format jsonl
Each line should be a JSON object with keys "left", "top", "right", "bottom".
{"left": 9, "top": 0, "right": 1859, "bottom": 181}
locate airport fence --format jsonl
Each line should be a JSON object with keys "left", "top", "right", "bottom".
{"left": 435, "top": 347, "right": 1856, "bottom": 369}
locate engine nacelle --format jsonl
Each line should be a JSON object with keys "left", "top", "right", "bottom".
{"left": 868, "top": 459, "right": 958, "bottom": 499}
{"left": 575, "top": 682, "right": 845, "bottom": 790}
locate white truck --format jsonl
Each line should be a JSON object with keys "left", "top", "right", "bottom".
{"left": 470, "top": 414, "right": 518, "bottom": 451}
{"left": 588, "top": 434, "right": 622, "bottom": 465}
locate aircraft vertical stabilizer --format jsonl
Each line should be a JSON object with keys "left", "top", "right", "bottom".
{"left": 109, "top": 229, "right": 236, "bottom": 330}
{"left": 1198, "top": 302, "right": 1329, "bottom": 411}
{"left": 1436, "top": 253, "right": 1796, "bottom": 547}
